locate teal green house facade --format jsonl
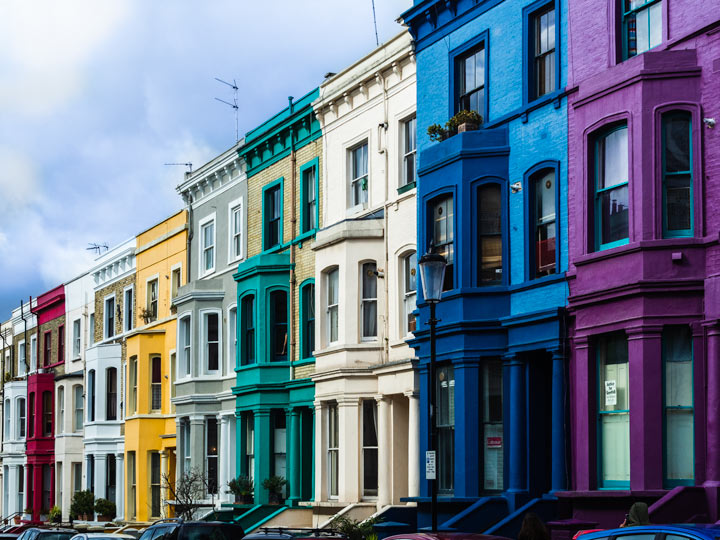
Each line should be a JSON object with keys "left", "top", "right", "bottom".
{"left": 233, "top": 91, "right": 322, "bottom": 505}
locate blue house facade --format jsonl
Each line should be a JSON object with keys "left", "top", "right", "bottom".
{"left": 400, "top": 0, "right": 569, "bottom": 531}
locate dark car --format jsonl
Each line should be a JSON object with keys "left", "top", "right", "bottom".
{"left": 16, "top": 529, "right": 77, "bottom": 540}
{"left": 384, "top": 533, "right": 512, "bottom": 540}
{"left": 138, "top": 519, "right": 245, "bottom": 540}
{"left": 242, "top": 528, "right": 347, "bottom": 540}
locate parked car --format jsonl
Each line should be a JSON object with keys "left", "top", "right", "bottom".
{"left": 576, "top": 525, "right": 720, "bottom": 540}
{"left": 70, "top": 534, "right": 137, "bottom": 540}
{"left": 16, "top": 529, "right": 77, "bottom": 540}
{"left": 243, "top": 528, "right": 347, "bottom": 540}
{"left": 384, "top": 534, "right": 512, "bottom": 540}
{"left": 138, "top": 519, "right": 245, "bottom": 540}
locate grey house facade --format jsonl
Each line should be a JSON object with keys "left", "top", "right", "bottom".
{"left": 173, "top": 142, "right": 246, "bottom": 506}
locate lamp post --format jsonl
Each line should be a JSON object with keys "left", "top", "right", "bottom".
{"left": 418, "top": 247, "right": 447, "bottom": 533}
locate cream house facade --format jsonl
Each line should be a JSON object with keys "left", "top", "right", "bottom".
{"left": 311, "top": 31, "right": 419, "bottom": 518}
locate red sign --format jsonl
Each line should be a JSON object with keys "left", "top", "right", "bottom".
{"left": 487, "top": 436, "right": 502, "bottom": 448}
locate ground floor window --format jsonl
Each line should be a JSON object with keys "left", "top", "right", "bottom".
{"left": 18, "top": 465, "right": 24, "bottom": 513}
{"left": 206, "top": 419, "right": 218, "bottom": 495}
{"left": 56, "top": 462, "right": 63, "bottom": 513}
{"left": 273, "top": 411, "right": 287, "bottom": 497}
{"left": 245, "top": 412, "right": 255, "bottom": 483}
{"left": 42, "top": 464, "right": 51, "bottom": 513}
{"left": 150, "top": 452, "right": 161, "bottom": 518}
{"left": 437, "top": 365, "right": 455, "bottom": 494}
{"left": 664, "top": 326, "right": 694, "bottom": 485}
{"left": 362, "top": 400, "right": 378, "bottom": 497}
{"left": 72, "top": 462, "right": 81, "bottom": 493}
{"left": 127, "top": 452, "right": 136, "bottom": 519}
{"left": 87, "top": 455, "right": 95, "bottom": 492}
{"left": 597, "top": 333, "right": 630, "bottom": 488}
{"left": 106, "top": 454, "right": 117, "bottom": 504}
{"left": 328, "top": 403, "right": 339, "bottom": 498}
{"left": 482, "top": 359, "right": 503, "bottom": 490}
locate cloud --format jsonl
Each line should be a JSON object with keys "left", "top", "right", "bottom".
{"left": 0, "top": 147, "right": 40, "bottom": 217}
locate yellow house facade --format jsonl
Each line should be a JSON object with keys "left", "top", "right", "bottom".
{"left": 125, "top": 210, "right": 187, "bottom": 522}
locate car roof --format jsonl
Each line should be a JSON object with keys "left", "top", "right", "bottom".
{"left": 75, "top": 535, "right": 136, "bottom": 539}
{"left": 579, "top": 525, "right": 720, "bottom": 540}
{"left": 384, "top": 534, "right": 512, "bottom": 540}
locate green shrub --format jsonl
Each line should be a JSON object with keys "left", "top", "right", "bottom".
{"left": 48, "top": 505, "right": 62, "bottom": 523}
{"left": 94, "top": 498, "right": 116, "bottom": 517}
{"left": 70, "top": 490, "right": 94, "bottom": 519}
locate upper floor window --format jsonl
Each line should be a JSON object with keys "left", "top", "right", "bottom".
{"left": 361, "top": 262, "right": 378, "bottom": 340}
{"left": 124, "top": 286, "right": 134, "bottom": 332}
{"left": 201, "top": 219, "right": 216, "bottom": 274}
{"left": 264, "top": 184, "right": 282, "bottom": 250}
{"left": 432, "top": 196, "right": 455, "bottom": 291}
{"left": 531, "top": 169, "right": 557, "bottom": 277}
{"left": 89, "top": 313, "right": 95, "bottom": 343}
{"left": 458, "top": 44, "right": 485, "bottom": 116}
{"left": 179, "top": 315, "right": 191, "bottom": 377}
{"left": 129, "top": 356, "right": 138, "bottom": 415}
{"left": 532, "top": 4, "right": 556, "bottom": 99}
{"left": 204, "top": 312, "right": 220, "bottom": 373}
{"left": 327, "top": 269, "right": 339, "bottom": 345}
{"left": 594, "top": 125, "right": 629, "bottom": 250}
{"left": 43, "top": 331, "right": 51, "bottom": 367}
{"left": 88, "top": 369, "right": 96, "bottom": 422}
{"left": 146, "top": 279, "right": 159, "bottom": 322}
{"left": 42, "top": 391, "right": 52, "bottom": 437}
{"left": 104, "top": 295, "right": 115, "bottom": 339}
{"left": 662, "top": 112, "right": 693, "bottom": 238}
{"left": 230, "top": 200, "right": 244, "bottom": 261}
{"left": 4, "top": 399, "right": 10, "bottom": 440}
{"left": 478, "top": 184, "right": 503, "bottom": 284}
{"left": 57, "top": 325, "right": 64, "bottom": 363}
{"left": 402, "top": 252, "right": 417, "bottom": 336}
{"left": 301, "top": 283, "right": 315, "bottom": 360}
{"left": 30, "top": 334, "right": 37, "bottom": 372}
{"left": 107, "top": 367, "right": 117, "bottom": 421}
{"left": 302, "top": 165, "right": 317, "bottom": 233}
{"left": 72, "top": 319, "right": 81, "bottom": 357}
{"left": 18, "top": 340, "right": 26, "bottom": 376}
{"left": 73, "top": 385, "right": 82, "bottom": 432}
{"left": 28, "top": 392, "right": 35, "bottom": 438}
{"left": 171, "top": 266, "right": 182, "bottom": 298}
{"left": 57, "top": 386, "right": 64, "bottom": 433}
{"left": 623, "top": 0, "right": 662, "bottom": 59}
{"left": 402, "top": 116, "right": 417, "bottom": 188}
{"left": 18, "top": 398, "right": 25, "bottom": 439}
{"left": 350, "top": 142, "right": 369, "bottom": 209}
{"left": 241, "top": 296, "right": 256, "bottom": 365}
{"left": 270, "top": 291, "right": 288, "bottom": 362}
{"left": 228, "top": 306, "right": 237, "bottom": 374}
{"left": 151, "top": 356, "right": 162, "bottom": 411}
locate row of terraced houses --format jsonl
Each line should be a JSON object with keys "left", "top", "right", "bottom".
{"left": 0, "top": 0, "right": 719, "bottom": 536}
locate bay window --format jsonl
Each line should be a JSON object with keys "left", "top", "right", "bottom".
{"left": 595, "top": 125, "right": 629, "bottom": 250}
{"left": 662, "top": 112, "right": 693, "bottom": 237}
{"left": 350, "top": 142, "right": 369, "bottom": 208}
{"left": 437, "top": 365, "right": 455, "bottom": 493}
{"left": 326, "top": 269, "right": 339, "bottom": 345}
{"left": 478, "top": 184, "right": 502, "bottom": 284}
{"left": 241, "top": 296, "right": 256, "bottom": 365}
{"left": 432, "top": 196, "right": 454, "bottom": 290}
{"left": 403, "top": 252, "right": 417, "bottom": 335}
{"left": 531, "top": 169, "right": 557, "bottom": 277}
{"left": 151, "top": 356, "right": 162, "bottom": 411}
{"left": 270, "top": 291, "right": 288, "bottom": 362}
{"left": 664, "top": 326, "right": 694, "bottom": 485}
{"left": 361, "top": 262, "right": 378, "bottom": 339}
{"left": 204, "top": 312, "right": 220, "bottom": 372}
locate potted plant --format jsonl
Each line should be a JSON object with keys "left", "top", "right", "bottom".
{"left": 94, "top": 498, "right": 116, "bottom": 522}
{"left": 12, "top": 512, "right": 21, "bottom": 524}
{"left": 22, "top": 508, "right": 32, "bottom": 521}
{"left": 227, "top": 475, "right": 254, "bottom": 504}
{"left": 427, "top": 109, "right": 484, "bottom": 142}
{"left": 261, "top": 476, "right": 287, "bottom": 505}
{"left": 70, "top": 489, "right": 95, "bottom": 521}
{"left": 48, "top": 505, "right": 61, "bottom": 523}
{"left": 140, "top": 308, "right": 155, "bottom": 324}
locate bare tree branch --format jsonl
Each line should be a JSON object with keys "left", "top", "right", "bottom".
{"left": 162, "top": 467, "right": 210, "bottom": 520}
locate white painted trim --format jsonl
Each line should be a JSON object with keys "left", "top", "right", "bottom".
{"left": 227, "top": 197, "right": 244, "bottom": 265}
{"left": 103, "top": 293, "right": 117, "bottom": 340}
{"left": 170, "top": 261, "right": 183, "bottom": 300}
{"left": 123, "top": 284, "right": 135, "bottom": 333}
{"left": 145, "top": 273, "right": 160, "bottom": 321}
{"left": 226, "top": 303, "right": 237, "bottom": 378}
{"left": 198, "top": 213, "right": 217, "bottom": 278}
{"left": 177, "top": 311, "right": 193, "bottom": 381}
{"left": 199, "top": 308, "right": 222, "bottom": 377}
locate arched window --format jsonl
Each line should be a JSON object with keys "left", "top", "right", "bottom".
{"left": 241, "top": 296, "right": 256, "bottom": 366}
{"left": 270, "top": 291, "right": 288, "bottom": 362}
{"left": 662, "top": 111, "right": 693, "bottom": 238}
{"left": 530, "top": 169, "right": 557, "bottom": 277}
{"left": 361, "top": 262, "right": 378, "bottom": 339}
{"left": 431, "top": 195, "right": 454, "bottom": 290}
{"left": 57, "top": 386, "right": 65, "bottom": 433}
{"left": 594, "top": 125, "right": 629, "bottom": 250}
{"left": 478, "top": 183, "right": 503, "bottom": 284}
{"left": 401, "top": 252, "right": 417, "bottom": 335}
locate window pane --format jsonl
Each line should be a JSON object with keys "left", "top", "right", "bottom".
{"left": 600, "top": 185, "right": 629, "bottom": 245}
{"left": 600, "top": 128, "right": 628, "bottom": 189}
{"left": 600, "top": 413, "right": 630, "bottom": 483}
{"left": 649, "top": 2, "right": 662, "bottom": 48}
{"left": 666, "top": 409, "right": 693, "bottom": 480}
{"left": 464, "top": 55, "right": 475, "bottom": 94}
{"left": 665, "top": 327, "right": 693, "bottom": 407}
{"left": 479, "top": 185, "right": 502, "bottom": 283}
{"left": 598, "top": 334, "right": 629, "bottom": 412}
{"left": 665, "top": 115, "right": 691, "bottom": 173}
{"left": 362, "top": 263, "right": 377, "bottom": 299}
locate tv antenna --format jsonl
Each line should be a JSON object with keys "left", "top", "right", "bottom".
{"left": 371, "top": 0, "right": 379, "bottom": 47}
{"left": 215, "top": 77, "right": 240, "bottom": 142}
{"left": 87, "top": 243, "right": 109, "bottom": 255}
{"left": 164, "top": 162, "right": 193, "bottom": 172}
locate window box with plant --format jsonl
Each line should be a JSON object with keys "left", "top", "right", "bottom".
{"left": 427, "top": 110, "right": 483, "bottom": 142}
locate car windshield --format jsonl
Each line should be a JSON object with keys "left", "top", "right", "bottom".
{"left": 181, "top": 526, "right": 236, "bottom": 540}
{"left": 37, "top": 533, "right": 75, "bottom": 540}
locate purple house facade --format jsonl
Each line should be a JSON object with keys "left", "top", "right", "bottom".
{"left": 560, "top": 0, "right": 720, "bottom": 532}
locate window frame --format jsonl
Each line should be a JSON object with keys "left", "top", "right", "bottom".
{"left": 18, "top": 397, "right": 25, "bottom": 439}
{"left": 348, "top": 140, "right": 370, "bottom": 211}
{"left": 360, "top": 261, "right": 378, "bottom": 341}
{"left": 227, "top": 304, "right": 237, "bottom": 376}
{"left": 150, "top": 355, "right": 162, "bottom": 412}
{"left": 199, "top": 213, "right": 217, "bottom": 276}
{"left": 327, "top": 402, "right": 339, "bottom": 499}
{"left": 401, "top": 250, "right": 418, "bottom": 337}
{"left": 57, "top": 324, "right": 64, "bottom": 364}
{"left": 299, "top": 280, "right": 315, "bottom": 362}
{"left": 30, "top": 334, "right": 37, "bottom": 372}
{"left": 103, "top": 293, "right": 116, "bottom": 340}
{"left": 178, "top": 313, "right": 192, "bottom": 379}
{"left": 18, "top": 339, "right": 26, "bottom": 376}
{"left": 325, "top": 267, "right": 340, "bottom": 346}
{"left": 57, "top": 386, "right": 64, "bottom": 434}
{"left": 449, "top": 31, "right": 489, "bottom": 120}
{"left": 523, "top": 0, "right": 560, "bottom": 105}
{"left": 524, "top": 161, "right": 561, "bottom": 280}
{"left": 228, "top": 197, "right": 245, "bottom": 263}
{"left": 621, "top": 0, "right": 663, "bottom": 60}
{"left": 88, "top": 369, "right": 96, "bottom": 422}
{"left": 240, "top": 294, "right": 256, "bottom": 367}
{"left": 661, "top": 110, "right": 694, "bottom": 239}
{"left": 106, "top": 367, "right": 118, "bottom": 421}
{"left": 475, "top": 180, "right": 505, "bottom": 286}
{"left": 205, "top": 417, "right": 219, "bottom": 495}
{"left": 268, "top": 289, "right": 289, "bottom": 363}
{"left": 145, "top": 275, "right": 159, "bottom": 323}
{"left": 200, "top": 309, "right": 222, "bottom": 375}
{"left": 72, "top": 385, "right": 83, "bottom": 432}
{"left": 43, "top": 330, "right": 51, "bottom": 367}
{"left": 123, "top": 284, "right": 135, "bottom": 333}
{"left": 592, "top": 122, "right": 631, "bottom": 251}
{"left": 170, "top": 263, "right": 182, "bottom": 300}
{"left": 72, "top": 318, "right": 81, "bottom": 358}
{"left": 428, "top": 192, "right": 456, "bottom": 292}
{"left": 300, "top": 158, "right": 320, "bottom": 235}
{"left": 262, "top": 179, "right": 284, "bottom": 252}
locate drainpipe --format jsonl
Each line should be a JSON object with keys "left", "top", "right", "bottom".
{"left": 0, "top": 328, "right": 7, "bottom": 446}
{"left": 376, "top": 70, "right": 391, "bottom": 364}
{"left": 288, "top": 96, "right": 297, "bottom": 382}
{"left": 20, "top": 299, "right": 29, "bottom": 375}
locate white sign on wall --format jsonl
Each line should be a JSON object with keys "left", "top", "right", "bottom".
{"left": 605, "top": 380, "right": 617, "bottom": 406}
{"left": 425, "top": 450, "right": 436, "bottom": 480}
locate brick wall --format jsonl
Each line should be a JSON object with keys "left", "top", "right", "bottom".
{"left": 94, "top": 275, "right": 135, "bottom": 343}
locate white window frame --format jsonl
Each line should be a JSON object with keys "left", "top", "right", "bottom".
{"left": 171, "top": 263, "right": 183, "bottom": 299}
{"left": 200, "top": 308, "right": 222, "bottom": 376}
{"left": 227, "top": 304, "right": 237, "bottom": 377}
{"left": 72, "top": 318, "right": 81, "bottom": 358}
{"left": 103, "top": 293, "right": 116, "bottom": 340}
{"left": 150, "top": 355, "right": 162, "bottom": 412}
{"left": 17, "top": 397, "right": 26, "bottom": 439}
{"left": 89, "top": 312, "right": 95, "bottom": 344}
{"left": 401, "top": 114, "right": 417, "bottom": 188}
{"left": 177, "top": 312, "right": 192, "bottom": 380}
{"left": 401, "top": 250, "right": 418, "bottom": 337}
{"left": 228, "top": 197, "right": 244, "bottom": 264}
{"left": 57, "top": 385, "right": 65, "bottom": 434}
{"left": 123, "top": 285, "right": 134, "bottom": 333}
{"left": 73, "top": 384, "right": 83, "bottom": 432}
{"left": 4, "top": 399, "right": 10, "bottom": 441}
{"left": 30, "top": 334, "right": 37, "bottom": 372}
{"left": 327, "top": 402, "right": 339, "bottom": 499}
{"left": 199, "top": 214, "right": 217, "bottom": 277}
{"left": 360, "top": 261, "right": 378, "bottom": 341}
{"left": 347, "top": 139, "right": 370, "bottom": 213}
{"left": 145, "top": 274, "right": 160, "bottom": 322}
{"left": 18, "top": 339, "right": 26, "bottom": 376}
{"left": 326, "top": 268, "right": 339, "bottom": 346}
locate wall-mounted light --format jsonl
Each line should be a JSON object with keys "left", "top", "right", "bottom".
{"left": 511, "top": 181, "right": 522, "bottom": 194}
{"left": 704, "top": 118, "right": 716, "bottom": 129}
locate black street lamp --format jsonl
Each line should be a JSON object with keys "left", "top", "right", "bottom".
{"left": 418, "top": 247, "right": 447, "bottom": 532}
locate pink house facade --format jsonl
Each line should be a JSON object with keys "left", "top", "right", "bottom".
{"left": 557, "top": 0, "right": 720, "bottom": 533}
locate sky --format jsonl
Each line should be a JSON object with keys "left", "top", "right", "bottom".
{"left": 0, "top": 0, "right": 412, "bottom": 320}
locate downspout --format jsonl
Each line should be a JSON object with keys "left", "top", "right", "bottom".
{"left": 0, "top": 329, "right": 7, "bottom": 446}
{"left": 376, "top": 70, "right": 391, "bottom": 364}
{"left": 288, "top": 96, "right": 297, "bottom": 382}
{"left": 20, "top": 299, "right": 29, "bottom": 375}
